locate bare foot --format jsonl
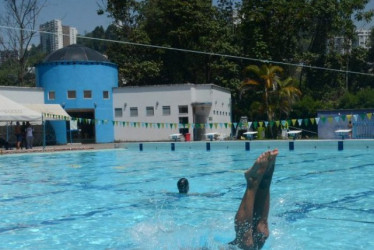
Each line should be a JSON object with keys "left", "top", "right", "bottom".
{"left": 244, "top": 151, "right": 270, "bottom": 189}
{"left": 259, "top": 149, "right": 278, "bottom": 189}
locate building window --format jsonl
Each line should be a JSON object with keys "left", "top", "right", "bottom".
{"left": 179, "top": 105, "right": 188, "bottom": 114}
{"left": 84, "top": 90, "right": 92, "bottom": 99}
{"left": 162, "top": 106, "right": 171, "bottom": 116}
{"left": 114, "top": 108, "right": 123, "bottom": 117}
{"left": 48, "top": 91, "right": 55, "bottom": 100}
{"left": 67, "top": 90, "right": 76, "bottom": 99}
{"left": 130, "top": 107, "right": 138, "bottom": 117}
{"left": 146, "top": 106, "right": 154, "bottom": 116}
{"left": 103, "top": 91, "right": 109, "bottom": 99}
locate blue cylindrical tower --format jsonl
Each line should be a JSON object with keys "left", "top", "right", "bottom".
{"left": 36, "top": 44, "right": 118, "bottom": 144}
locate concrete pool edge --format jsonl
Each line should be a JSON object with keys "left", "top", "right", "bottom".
{"left": 120, "top": 139, "right": 374, "bottom": 151}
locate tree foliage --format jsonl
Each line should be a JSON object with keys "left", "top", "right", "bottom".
{"left": 0, "top": 0, "right": 45, "bottom": 86}
{"left": 97, "top": 0, "right": 373, "bottom": 124}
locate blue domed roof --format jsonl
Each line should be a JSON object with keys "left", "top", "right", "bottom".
{"left": 43, "top": 44, "right": 109, "bottom": 63}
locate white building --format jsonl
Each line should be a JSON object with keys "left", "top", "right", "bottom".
{"left": 40, "top": 19, "right": 77, "bottom": 54}
{"left": 113, "top": 84, "right": 232, "bottom": 141}
{"left": 354, "top": 29, "right": 371, "bottom": 49}
{"left": 331, "top": 28, "right": 372, "bottom": 54}
{"left": 1, "top": 84, "right": 232, "bottom": 142}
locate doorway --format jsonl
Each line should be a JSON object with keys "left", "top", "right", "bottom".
{"left": 66, "top": 109, "right": 95, "bottom": 143}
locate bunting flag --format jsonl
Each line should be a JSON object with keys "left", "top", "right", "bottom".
{"left": 64, "top": 110, "right": 374, "bottom": 132}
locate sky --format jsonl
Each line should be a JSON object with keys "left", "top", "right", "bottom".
{"left": 38, "top": 0, "right": 113, "bottom": 35}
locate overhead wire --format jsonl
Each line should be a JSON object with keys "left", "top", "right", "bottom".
{"left": 1, "top": 24, "right": 374, "bottom": 77}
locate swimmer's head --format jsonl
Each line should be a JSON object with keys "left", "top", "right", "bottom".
{"left": 177, "top": 178, "right": 189, "bottom": 194}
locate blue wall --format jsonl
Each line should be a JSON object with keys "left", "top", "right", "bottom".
{"left": 36, "top": 61, "right": 118, "bottom": 143}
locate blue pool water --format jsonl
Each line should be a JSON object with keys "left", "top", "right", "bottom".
{"left": 0, "top": 147, "right": 373, "bottom": 249}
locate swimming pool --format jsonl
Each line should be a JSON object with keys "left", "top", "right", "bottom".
{"left": 0, "top": 145, "right": 373, "bottom": 249}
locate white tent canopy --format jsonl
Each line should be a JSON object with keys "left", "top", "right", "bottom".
{"left": 0, "top": 94, "right": 41, "bottom": 121}
{"left": 25, "top": 104, "right": 70, "bottom": 120}
{"left": 0, "top": 94, "right": 70, "bottom": 121}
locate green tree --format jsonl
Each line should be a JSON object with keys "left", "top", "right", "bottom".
{"left": 102, "top": 0, "right": 241, "bottom": 87}
{"left": 275, "top": 77, "right": 302, "bottom": 119}
{"left": 0, "top": 0, "right": 45, "bottom": 86}
{"left": 242, "top": 64, "right": 282, "bottom": 121}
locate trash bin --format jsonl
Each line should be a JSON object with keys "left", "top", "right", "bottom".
{"left": 185, "top": 133, "right": 191, "bottom": 142}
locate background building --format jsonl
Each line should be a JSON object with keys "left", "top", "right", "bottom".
{"left": 331, "top": 28, "right": 372, "bottom": 54}
{"left": 353, "top": 29, "right": 371, "bottom": 49}
{"left": 113, "top": 84, "right": 232, "bottom": 141}
{"left": 40, "top": 19, "right": 77, "bottom": 54}
{"left": 36, "top": 44, "right": 118, "bottom": 144}
{"left": 1, "top": 45, "right": 232, "bottom": 144}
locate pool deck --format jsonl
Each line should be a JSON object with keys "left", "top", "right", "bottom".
{"left": 0, "top": 143, "right": 118, "bottom": 155}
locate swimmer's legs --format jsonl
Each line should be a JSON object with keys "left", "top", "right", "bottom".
{"left": 253, "top": 149, "right": 278, "bottom": 248}
{"left": 231, "top": 151, "right": 270, "bottom": 249}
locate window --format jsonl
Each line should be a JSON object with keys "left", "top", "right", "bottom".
{"left": 48, "top": 91, "right": 55, "bottom": 100}
{"left": 103, "top": 91, "right": 109, "bottom": 99}
{"left": 162, "top": 106, "right": 171, "bottom": 116}
{"left": 178, "top": 105, "right": 188, "bottom": 114}
{"left": 146, "top": 106, "right": 154, "bottom": 116}
{"left": 130, "top": 107, "right": 138, "bottom": 117}
{"left": 67, "top": 90, "right": 76, "bottom": 99}
{"left": 84, "top": 90, "right": 92, "bottom": 99}
{"left": 114, "top": 108, "right": 123, "bottom": 117}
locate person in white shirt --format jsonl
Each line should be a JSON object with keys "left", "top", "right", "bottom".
{"left": 25, "top": 122, "right": 34, "bottom": 149}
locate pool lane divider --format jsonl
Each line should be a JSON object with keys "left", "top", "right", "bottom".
{"left": 289, "top": 141, "right": 294, "bottom": 151}
{"left": 338, "top": 141, "right": 344, "bottom": 151}
{"left": 137, "top": 141, "right": 345, "bottom": 151}
{"left": 245, "top": 142, "right": 250, "bottom": 151}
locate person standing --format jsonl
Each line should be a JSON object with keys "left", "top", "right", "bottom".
{"left": 25, "top": 122, "right": 34, "bottom": 149}
{"left": 21, "top": 122, "right": 27, "bottom": 149}
{"left": 14, "top": 122, "right": 22, "bottom": 149}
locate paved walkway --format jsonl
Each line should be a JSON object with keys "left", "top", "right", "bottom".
{"left": 0, "top": 143, "right": 118, "bottom": 155}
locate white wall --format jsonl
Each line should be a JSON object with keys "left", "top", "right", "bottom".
{"left": 0, "top": 86, "right": 44, "bottom": 104}
{"left": 113, "top": 84, "right": 232, "bottom": 141}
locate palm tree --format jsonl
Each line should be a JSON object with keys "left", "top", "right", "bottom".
{"left": 241, "top": 64, "right": 283, "bottom": 121}
{"left": 275, "top": 76, "right": 302, "bottom": 119}
{"left": 242, "top": 64, "right": 301, "bottom": 121}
